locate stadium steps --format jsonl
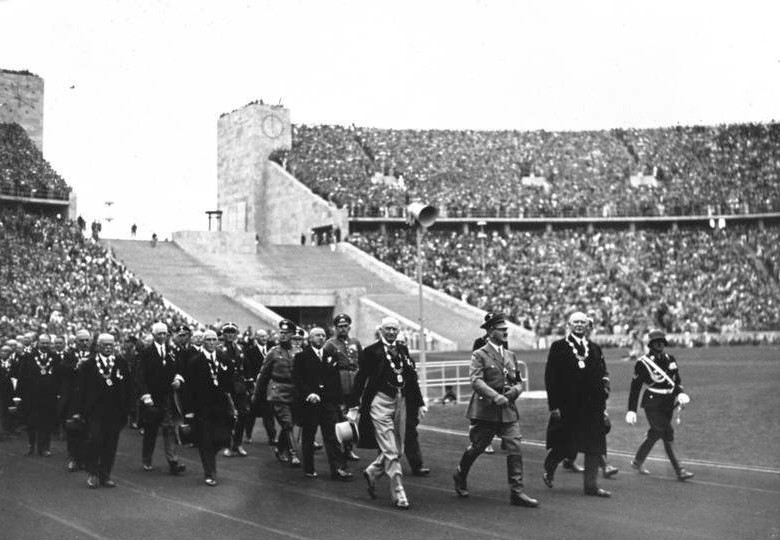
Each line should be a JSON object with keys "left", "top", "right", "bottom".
{"left": 105, "top": 240, "right": 271, "bottom": 328}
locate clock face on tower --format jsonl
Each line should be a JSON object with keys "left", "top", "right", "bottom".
{"left": 262, "top": 114, "right": 284, "bottom": 138}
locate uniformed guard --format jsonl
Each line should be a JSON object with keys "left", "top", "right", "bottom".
{"left": 221, "top": 322, "right": 252, "bottom": 457}
{"left": 256, "top": 319, "right": 301, "bottom": 467}
{"left": 453, "top": 313, "right": 539, "bottom": 507}
{"left": 626, "top": 329, "right": 694, "bottom": 481}
{"left": 323, "top": 313, "right": 362, "bottom": 461}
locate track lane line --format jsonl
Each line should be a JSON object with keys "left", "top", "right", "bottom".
{"left": 3, "top": 498, "right": 110, "bottom": 540}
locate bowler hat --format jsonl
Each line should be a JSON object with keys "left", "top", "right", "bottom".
{"left": 335, "top": 420, "right": 359, "bottom": 445}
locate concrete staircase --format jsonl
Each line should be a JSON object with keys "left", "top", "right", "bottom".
{"left": 106, "top": 240, "right": 271, "bottom": 329}
{"left": 106, "top": 239, "right": 534, "bottom": 350}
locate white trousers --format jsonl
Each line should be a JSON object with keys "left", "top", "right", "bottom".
{"left": 366, "top": 391, "right": 407, "bottom": 481}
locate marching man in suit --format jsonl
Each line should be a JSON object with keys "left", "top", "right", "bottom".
{"left": 183, "top": 330, "right": 237, "bottom": 486}
{"left": 292, "top": 327, "right": 353, "bottom": 480}
{"left": 543, "top": 312, "right": 612, "bottom": 497}
{"left": 347, "top": 317, "right": 426, "bottom": 510}
{"left": 72, "top": 334, "right": 132, "bottom": 488}
{"left": 137, "top": 322, "right": 186, "bottom": 475}
{"left": 626, "top": 329, "right": 694, "bottom": 481}
{"left": 18, "top": 334, "right": 60, "bottom": 457}
{"left": 453, "top": 313, "right": 539, "bottom": 507}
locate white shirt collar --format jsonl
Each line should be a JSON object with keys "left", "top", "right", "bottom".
{"left": 488, "top": 341, "right": 504, "bottom": 356}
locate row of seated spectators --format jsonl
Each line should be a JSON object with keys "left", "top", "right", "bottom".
{"left": 272, "top": 122, "right": 780, "bottom": 218}
{"left": 0, "top": 209, "right": 191, "bottom": 339}
{"left": 0, "top": 123, "right": 71, "bottom": 201}
{"left": 347, "top": 225, "right": 780, "bottom": 336}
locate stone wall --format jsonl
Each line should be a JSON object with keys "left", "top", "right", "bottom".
{"left": 0, "top": 70, "right": 44, "bottom": 151}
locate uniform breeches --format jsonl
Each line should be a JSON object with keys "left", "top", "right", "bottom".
{"left": 272, "top": 402, "right": 297, "bottom": 456}
{"left": 643, "top": 405, "right": 675, "bottom": 443}
{"left": 366, "top": 391, "right": 406, "bottom": 480}
{"left": 458, "top": 421, "right": 525, "bottom": 493}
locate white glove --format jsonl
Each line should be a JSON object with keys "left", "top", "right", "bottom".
{"left": 306, "top": 393, "right": 321, "bottom": 404}
{"left": 171, "top": 374, "right": 184, "bottom": 389}
{"left": 184, "top": 413, "right": 195, "bottom": 420}
{"left": 676, "top": 392, "right": 691, "bottom": 406}
{"left": 625, "top": 411, "right": 637, "bottom": 425}
{"left": 141, "top": 394, "right": 154, "bottom": 407}
{"left": 418, "top": 405, "right": 428, "bottom": 420}
{"left": 346, "top": 407, "right": 359, "bottom": 423}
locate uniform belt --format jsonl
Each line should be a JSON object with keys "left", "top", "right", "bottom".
{"left": 271, "top": 376, "right": 292, "bottom": 384}
{"left": 646, "top": 387, "right": 673, "bottom": 395}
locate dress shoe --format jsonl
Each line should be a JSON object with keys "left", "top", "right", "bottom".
{"left": 168, "top": 462, "right": 186, "bottom": 475}
{"left": 234, "top": 446, "right": 248, "bottom": 457}
{"left": 363, "top": 470, "right": 378, "bottom": 499}
{"left": 142, "top": 463, "right": 154, "bottom": 472}
{"left": 67, "top": 460, "right": 78, "bottom": 472}
{"left": 331, "top": 468, "right": 353, "bottom": 481}
{"left": 313, "top": 441, "right": 323, "bottom": 451}
{"left": 510, "top": 492, "right": 540, "bottom": 508}
{"left": 204, "top": 477, "right": 218, "bottom": 487}
{"left": 393, "top": 487, "right": 410, "bottom": 510}
{"left": 453, "top": 470, "right": 469, "bottom": 497}
{"left": 304, "top": 471, "right": 318, "bottom": 479}
{"left": 603, "top": 465, "right": 619, "bottom": 479}
{"left": 542, "top": 472, "right": 554, "bottom": 488}
{"left": 100, "top": 479, "right": 116, "bottom": 488}
{"left": 677, "top": 469, "right": 694, "bottom": 481}
{"left": 483, "top": 444, "right": 495, "bottom": 454}
{"left": 289, "top": 454, "right": 301, "bottom": 467}
{"left": 346, "top": 450, "right": 360, "bottom": 461}
{"left": 222, "top": 448, "right": 233, "bottom": 457}
{"left": 631, "top": 460, "right": 651, "bottom": 475}
{"left": 585, "top": 488, "right": 611, "bottom": 498}
{"left": 562, "top": 460, "right": 584, "bottom": 473}
{"left": 412, "top": 466, "right": 431, "bottom": 477}
{"left": 274, "top": 448, "right": 290, "bottom": 464}
{"left": 87, "top": 475, "right": 99, "bottom": 489}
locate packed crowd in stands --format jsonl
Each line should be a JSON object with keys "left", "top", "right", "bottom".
{"left": 273, "top": 122, "right": 780, "bottom": 218}
{"left": 348, "top": 225, "right": 780, "bottom": 336}
{"left": 0, "top": 210, "right": 190, "bottom": 339}
{"left": 0, "top": 124, "right": 71, "bottom": 201}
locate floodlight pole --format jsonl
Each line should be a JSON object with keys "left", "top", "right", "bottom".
{"left": 416, "top": 225, "right": 427, "bottom": 403}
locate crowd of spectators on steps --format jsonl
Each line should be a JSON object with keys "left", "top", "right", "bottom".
{"left": 273, "top": 122, "right": 780, "bottom": 219}
{"left": 0, "top": 124, "right": 71, "bottom": 201}
{"left": 347, "top": 225, "right": 780, "bottom": 336}
{"left": 0, "top": 209, "right": 190, "bottom": 339}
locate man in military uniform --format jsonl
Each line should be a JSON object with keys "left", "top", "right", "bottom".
{"left": 220, "top": 322, "right": 252, "bottom": 457}
{"left": 626, "top": 329, "right": 694, "bottom": 481}
{"left": 137, "top": 322, "right": 186, "bottom": 474}
{"left": 18, "top": 334, "right": 60, "bottom": 456}
{"left": 256, "top": 319, "right": 301, "bottom": 467}
{"left": 347, "top": 317, "right": 426, "bottom": 510}
{"left": 323, "top": 313, "right": 361, "bottom": 462}
{"left": 244, "top": 328, "right": 272, "bottom": 444}
{"left": 73, "top": 333, "right": 132, "bottom": 488}
{"left": 453, "top": 314, "right": 539, "bottom": 508}
{"left": 543, "top": 312, "right": 612, "bottom": 497}
{"left": 292, "top": 327, "right": 352, "bottom": 480}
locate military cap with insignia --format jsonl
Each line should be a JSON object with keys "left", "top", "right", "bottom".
{"left": 647, "top": 329, "right": 668, "bottom": 345}
{"left": 333, "top": 313, "right": 352, "bottom": 326}
{"left": 278, "top": 319, "right": 295, "bottom": 332}
{"left": 480, "top": 312, "right": 508, "bottom": 330}
{"left": 174, "top": 324, "right": 191, "bottom": 334}
{"left": 221, "top": 322, "right": 239, "bottom": 334}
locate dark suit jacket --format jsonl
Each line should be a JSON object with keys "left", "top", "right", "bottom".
{"left": 292, "top": 346, "right": 343, "bottom": 415}
{"left": 348, "top": 340, "right": 424, "bottom": 449}
{"left": 137, "top": 343, "right": 179, "bottom": 404}
{"left": 75, "top": 355, "right": 132, "bottom": 427}
{"left": 183, "top": 351, "right": 235, "bottom": 423}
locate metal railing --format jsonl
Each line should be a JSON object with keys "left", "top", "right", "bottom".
{"left": 424, "top": 359, "right": 529, "bottom": 404}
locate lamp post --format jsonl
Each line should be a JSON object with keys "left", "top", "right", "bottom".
{"left": 407, "top": 202, "right": 438, "bottom": 403}
{"left": 477, "top": 220, "right": 487, "bottom": 271}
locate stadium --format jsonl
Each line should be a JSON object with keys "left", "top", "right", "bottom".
{"left": 1, "top": 3, "right": 779, "bottom": 539}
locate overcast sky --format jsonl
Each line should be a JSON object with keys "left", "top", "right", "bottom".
{"left": 1, "top": 0, "right": 778, "bottom": 238}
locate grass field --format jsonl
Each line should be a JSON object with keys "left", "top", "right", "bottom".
{"left": 420, "top": 346, "right": 780, "bottom": 470}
